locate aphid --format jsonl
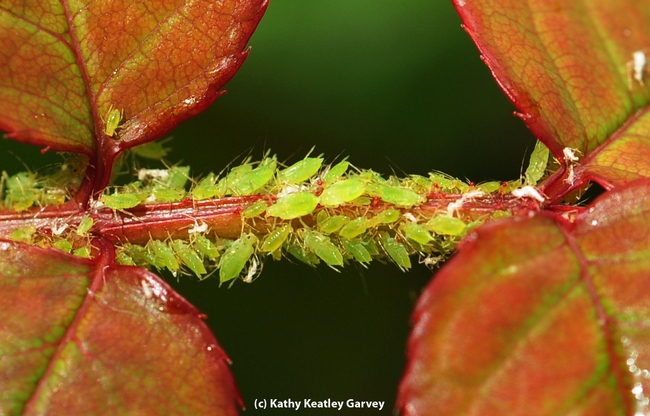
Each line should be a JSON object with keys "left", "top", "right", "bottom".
{"left": 193, "top": 235, "right": 221, "bottom": 260}
{"left": 130, "top": 140, "right": 171, "bottom": 160}
{"left": 319, "top": 178, "right": 366, "bottom": 207}
{"left": 73, "top": 245, "right": 92, "bottom": 258}
{"left": 366, "top": 208, "right": 401, "bottom": 228}
{"left": 399, "top": 222, "right": 434, "bottom": 245}
{"left": 287, "top": 242, "right": 320, "bottom": 266}
{"left": 10, "top": 225, "right": 37, "bottom": 243}
{"left": 512, "top": 186, "right": 546, "bottom": 203}
{"left": 266, "top": 191, "right": 319, "bottom": 220}
{"left": 338, "top": 218, "right": 368, "bottom": 239}
{"left": 191, "top": 173, "right": 219, "bottom": 200}
{"left": 259, "top": 224, "right": 292, "bottom": 253}
{"left": 403, "top": 175, "right": 433, "bottom": 195}
{"left": 104, "top": 106, "right": 123, "bottom": 137}
{"left": 219, "top": 234, "right": 258, "bottom": 282}
{"left": 322, "top": 160, "right": 349, "bottom": 184}
{"left": 166, "top": 166, "right": 191, "bottom": 189}
{"left": 149, "top": 185, "right": 185, "bottom": 203}
{"left": 477, "top": 181, "right": 500, "bottom": 193}
{"left": 100, "top": 192, "right": 142, "bottom": 210}
{"left": 4, "top": 172, "right": 39, "bottom": 211}
{"left": 242, "top": 200, "right": 268, "bottom": 219}
{"left": 76, "top": 217, "right": 94, "bottom": 236}
{"left": 341, "top": 239, "right": 372, "bottom": 265}
{"left": 149, "top": 240, "right": 180, "bottom": 275}
{"left": 52, "top": 239, "right": 73, "bottom": 253}
{"left": 362, "top": 237, "right": 380, "bottom": 256}
{"left": 277, "top": 157, "right": 323, "bottom": 184}
{"left": 426, "top": 216, "right": 467, "bottom": 236}
{"left": 216, "top": 161, "right": 254, "bottom": 196}
{"left": 301, "top": 229, "right": 344, "bottom": 268}
{"left": 369, "top": 184, "right": 424, "bottom": 208}
{"left": 230, "top": 157, "right": 277, "bottom": 195}
{"left": 317, "top": 215, "right": 350, "bottom": 234}
{"left": 116, "top": 250, "right": 136, "bottom": 266}
{"left": 379, "top": 232, "right": 411, "bottom": 271}
{"left": 524, "top": 140, "right": 550, "bottom": 185}
{"left": 171, "top": 240, "right": 207, "bottom": 276}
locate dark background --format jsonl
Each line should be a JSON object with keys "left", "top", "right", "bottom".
{"left": 2, "top": 1, "right": 537, "bottom": 414}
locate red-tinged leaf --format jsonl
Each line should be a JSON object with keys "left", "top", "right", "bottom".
{"left": 452, "top": 0, "right": 650, "bottom": 192}
{"left": 0, "top": 0, "right": 267, "bottom": 189}
{"left": 0, "top": 239, "right": 239, "bottom": 416}
{"left": 398, "top": 179, "right": 650, "bottom": 416}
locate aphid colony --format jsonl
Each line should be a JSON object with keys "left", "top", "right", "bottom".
{"left": 99, "top": 153, "right": 525, "bottom": 284}
{"left": 1, "top": 154, "right": 87, "bottom": 212}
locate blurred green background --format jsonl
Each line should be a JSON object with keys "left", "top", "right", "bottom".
{"left": 2, "top": 0, "right": 537, "bottom": 414}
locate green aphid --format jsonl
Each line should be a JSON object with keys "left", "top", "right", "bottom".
{"left": 362, "top": 238, "right": 380, "bottom": 256}
{"left": 219, "top": 234, "right": 258, "bottom": 282}
{"left": 116, "top": 250, "right": 136, "bottom": 266}
{"left": 123, "top": 244, "right": 147, "bottom": 263}
{"left": 477, "top": 181, "right": 501, "bottom": 193}
{"left": 172, "top": 240, "right": 207, "bottom": 276}
{"left": 320, "top": 178, "right": 366, "bottom": 207}
{"left": 399, "top": 222, "right": 434, "bottom": 245}
{"left": 194, "top": 235, "right": 221, "bottom": 260}
{"left": 166, "top": 166, "right": 190, "bottom": 189}
{"left": 492, "top": 210, "right": 512, "bottom": 219}
{"left": 322, "top": 160, "right": 349, "bottom": 184}
{"left": 341, "top": 239, "right": 372, "bottom": 265}
{"left": 525, "top": 140, "right": 550, "bottom": 185}
{"left": 287, "top": 243, "right": 320, "bottom": 266}
{"left": 277, "top": 157, "right": 323, "bottom": 184}
{"left": 104, "top": 107, "right": 122, "bottom": 137}
{"left": 76, "top": 217, "right": 94, "bottom": 236}
{"left": 379, "top": 232, "right": 411, "bottom": 271}
{"left": 366, "top": 208, "right": 401, "bottom": 228}
{"left": 151, "top": 185, "right": 185, "bottom": 203}
{"left": 301, "top": 230, "right": 343, "bottom": 268}
{"left": 5, "top": 172, "right": 39, "bottom": 211}
{"left": 100, "top": 192, "right": 142, "bottom": 210}
{"left": 217, "top": 163, "right": 254, "bottom": 196}
{"left": 266, "top": 192, "right": 319, "bottom": 220}
{"left": 231, "top": 158, "right": 277, "bottom": 195}
{"left": 131, "top": 141, "right": 170, "bottom": 160}
{"left": 10, "top": 225, "right": 37, "bottom": 243}
{"left": 426, "top": 216, "right": 466, "bottom": 236}
{"left": 52, "top": 239, "right": 73, "bottom": 253}
{"left": 41, "top": 188, "right": 67, "bottom": 206}
{"left": 370, "top": 184, "right": 424, "bottom": 208}
{"left": 73, "top": 245, "right": 92, "bottom": 258}
{"left": 318, "top": 215, "right": 350, "bottom": 234}
{"left": 150, "top": 240, "right": 180, "bottom": 274}
{"left": 191, "top": 173, "right": 219, "bottom": 200}
{"left": 403, "top": 175, "right": 433, "bottom": 194}
{"left": 358, "top": 169, "right": 386, "bottom": 184}
{"left": 338, "top": 217, "right": 368, "bottom": 239}
{"left": 259, "top": 224, "right": 292, "bottom": 253}
{"left": 242, "top": 200, "right": 268, "bottom": 219}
